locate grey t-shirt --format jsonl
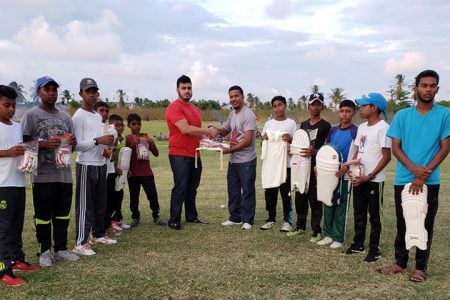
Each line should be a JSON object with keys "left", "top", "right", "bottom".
{"left": 21, "top": 106, "right": 73, "bottom": 183}
{"left": 223, "top": 105, "right": 257, "bottom": 163}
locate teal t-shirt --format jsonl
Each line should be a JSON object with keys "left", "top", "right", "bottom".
{"left": 387, "top": 104, "right": 450, "bottom": 185}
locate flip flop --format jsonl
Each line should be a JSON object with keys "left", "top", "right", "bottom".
{"left": 410, "top": 269, "right": 426, "bottom": 283}
{"left": 377, "top": 264, "right": 406, "bottom": 275}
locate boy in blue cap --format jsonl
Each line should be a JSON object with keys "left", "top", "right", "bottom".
{"left": 22, "top": 76, "right": 79, "bottom": 266}
{"left": 346, "top": 93, "right": 391, "bottom": 262}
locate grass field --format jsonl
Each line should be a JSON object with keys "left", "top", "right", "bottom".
{"left": 1, "top": 120, "right": 449, "bottom": 299}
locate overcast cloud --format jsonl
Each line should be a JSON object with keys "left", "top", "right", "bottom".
{"left": 0, "top": 0, "right": 449, "bottom": 104}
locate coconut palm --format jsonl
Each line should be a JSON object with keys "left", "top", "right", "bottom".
{"left": 61, "top": 89, "right": 74, "bottom": 105}
{"left": 116, "top": 89, "right": 127, "bottom": 108}
{"left": 246, "top": 93, "right": 255, "bottom": 108}
{"left": 328, "top": 88, "right": 346, "bottom": 111}
{"left": 8, "top": 81, "right": 27, "bottom": 103}
{"left": 310, "top": 85, "right": 320, "bottom": 94}
{"left": 297, "top": 95, "right": 308, "bottom": 110}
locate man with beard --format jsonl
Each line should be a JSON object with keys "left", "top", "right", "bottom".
{"left": 378, "top": 70, "right": 450, "bottom": 283}
{"left": 165, "top": 75, "right": 218, "bottom": 230}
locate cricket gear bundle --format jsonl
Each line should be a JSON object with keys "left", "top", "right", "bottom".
{"left": 18, "top": 141, "right": 38, "bottom": 174}
{"left": 261, "top": 129, "right": 288, "bottom": 189}
{"left": 195, "top": 138, "right": 230, "bottom": 170}
{"left": 115, "top": 147, "right": 132, "bottom": 191}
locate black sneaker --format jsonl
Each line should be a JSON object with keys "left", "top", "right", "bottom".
{"left": 363, "top": 250, "right": 381, "bottom": 262}
{"left": 345, "top": 244, "right": 365, "bottom": 254}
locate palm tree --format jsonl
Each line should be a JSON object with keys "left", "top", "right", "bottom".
{"left": 297, "top": 95, "right": 308, "bottom": 110}
{"left": 328, "top": 88, "right": 346, "bottom": 110}
{"left": 246, "top": 93, "right": 255, "bottom": 108}
{"left": 310, "top": 85, "right": 320, "bottom": 94}
{"left": 61, "top": 89, "right": 74, "bottom": 105}
{"left": 8, "top": 81, "right": 27, "bottom": 103}
{"left": 116, "top": 89, "right": 127, "bottom": 108}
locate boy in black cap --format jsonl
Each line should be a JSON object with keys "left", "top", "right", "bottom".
{"left": 21, "top": 76, "right": 79, "bottom": 267}
{"left": 72, "top": 78, "right": 117, "bottom": 256}
{"left": 288, "top": 93, "right": 331, "bottom": 242}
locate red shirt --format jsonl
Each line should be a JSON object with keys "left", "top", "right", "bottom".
{"left": 126, "top": 134, "right": 153, "bottom": 177}
{"left": 165, "top": 99, "right": 202, "bottom": 157}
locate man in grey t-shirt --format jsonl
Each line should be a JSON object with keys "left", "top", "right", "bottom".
{"left": 217, "top": 85, "right": 257, "bottom": 230}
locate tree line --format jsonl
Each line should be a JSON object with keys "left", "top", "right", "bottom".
{"left": 7, "top": 74, "right": 450, "bottom": 112}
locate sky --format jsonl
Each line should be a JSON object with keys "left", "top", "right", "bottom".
{"left": 1, "top": 0, "right": 449, "bottom": 104}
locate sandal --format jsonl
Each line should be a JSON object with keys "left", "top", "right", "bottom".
{"left": 410, "top": 269, "right": 426, "bottom": 283}
{"left": 377, "top": 263, "right": 406, "bottom": 275}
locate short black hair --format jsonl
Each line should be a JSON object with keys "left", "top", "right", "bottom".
{"left": 94, "top": 101, "right": 109, "bottom": 110}
{"left": 228, "top": 85, "right": 244, "bottom": 96}
{"left": 177, "top": 75, "right": 191, "bottom": 88}
{"left": 339, "top": 99, "right": 356, "bottom": 111}
{"left": 0, "top": 85, "right": 17, "bottom": 100}
{"left": 415, "top": 69, "right": 439, "bottom": 86}
{"left": 271, "top": 95, "right": 286, "bottom": 105}
{"left": 109, "top": 114, "right": 123, "bottom": 122}
{"left": 127, "top": 113, "right": 141, "bottom": 123}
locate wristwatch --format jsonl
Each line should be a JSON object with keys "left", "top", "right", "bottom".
{"left": 93, "top": 138, "right": 98, "bottom": 146}
{"left": 368, "top": 173, "right": 376, "bottom": 180}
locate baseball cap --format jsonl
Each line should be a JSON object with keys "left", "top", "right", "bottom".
{"left": 36, "top": 76, "right": 59, "bottom": 91}
{"left": 355, "top": 93, "right": 387, "bottom": 111}
{"left": 308, "top": 93, "right": 324, "bottom": 104}
{"left": 80, "top": 78, "right": 98, "bottom": 91}
{"left": 356, "top": 92, "right": 387, "bottom": 119}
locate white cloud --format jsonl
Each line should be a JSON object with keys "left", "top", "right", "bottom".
{"left": 265, "top": 0, "right": 291, "bottom": 19}
{"left": 304, "top": 47, "right": 338, "bottom": 60}
{"left": 14, "top": 10, "right": 122, "bottom": 62}
{"left": 384, "top": 53, "right": 427, "bottom": 75}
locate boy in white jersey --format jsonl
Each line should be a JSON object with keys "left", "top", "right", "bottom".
{"left": 260, "top": 96, "right": 296, "bottom": 232}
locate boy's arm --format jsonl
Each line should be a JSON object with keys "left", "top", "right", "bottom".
{"left": 0, "top": 145, "right": 25, "bottom": 158}
{"left": 147, "top": 136, "right": 159, "bottom": 157}
{"left": 393, "top": 137, "right": 450, "bottom": 194}
{"left": 353, "top": 147, "right": 391, "bottom": 186}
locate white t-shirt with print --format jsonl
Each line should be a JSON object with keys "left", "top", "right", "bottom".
{"left": 354, "top": 120, "right": 391, "bottom": 182}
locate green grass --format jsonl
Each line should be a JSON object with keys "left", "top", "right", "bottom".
{"left": 2, "top": 120, "right": 449, "bottom": 299}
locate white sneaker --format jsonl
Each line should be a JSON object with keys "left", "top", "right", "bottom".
{"left": 92, "top": 235, "right": 117, "bottom": 245}
{"left": 241, "top": 223, "right": 252, "bottom": 230}
{"left": 221, "top": 220, "right": 243, "bottom": 226}
{"left": 119, "top": 220, "right": 131, "bottom": 229}
{"left": 260, "top": 221, "right": 275, "bottom": 230}
{"left": 317, "top": 236, "right": 333, "bottom": 246}
{"left": 330, "top": 241, "right": 343, "bottom": 249}
{"left": 280, "top": 222, "right": 292, "bottom": 232}
{"left": 54, "top": 250, "right": 79, "bottom": 261}
{"left": 39, "top": 249, "right": 54, "bottom": 267}
{"left": 73, "top": 244, "right": 96, "bottom": 256}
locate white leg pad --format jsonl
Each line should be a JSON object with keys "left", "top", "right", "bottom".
{"left": 115, "top": 147, "right": 132, "bottom": 191}
{"left": 402, "top": 183, "right": 428, "bottom": 250}
{"left": 316, "top": 145, "right": 341, "bottom": 206}
{"left": 290, "top": 129, "right": 311, "bottom": 194}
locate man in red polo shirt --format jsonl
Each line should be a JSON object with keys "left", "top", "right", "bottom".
{"left": 165, "top": 75, "right": 218, "bottom": 230}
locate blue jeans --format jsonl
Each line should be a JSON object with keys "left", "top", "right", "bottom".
{"left": 168, "top": 155, "right": 202, "bottom": 223}
{"left": 227, "top": 158, "right": 257, "bottom": 224}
